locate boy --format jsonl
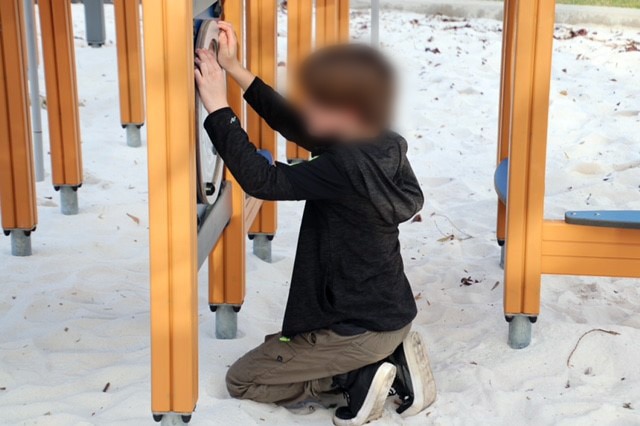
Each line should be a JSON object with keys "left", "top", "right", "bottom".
{"left": 195, "top": 22, "right": 436, "bottom": 425}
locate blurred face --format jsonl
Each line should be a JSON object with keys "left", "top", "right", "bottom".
{"left": 298, "top": 96, "right": 361, "bottom": 140}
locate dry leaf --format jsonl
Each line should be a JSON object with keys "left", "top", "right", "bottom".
{"left": 126, "top": 213, "right": 140, "bottom": 225}
{"left": 460, "top": 276, "right": 479, "bottom": 286}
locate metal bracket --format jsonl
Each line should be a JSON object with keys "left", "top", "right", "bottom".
{"left": 196, "top": 182, "right": 232, "bottom": 268}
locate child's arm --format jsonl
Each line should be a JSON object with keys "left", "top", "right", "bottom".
{"left": 217, "top": 22, "right": 321, "bottom": 152}
{"left": 196, "top": 46, "right": 352, "bottom": 201}
{"left": 204, "top": 108, "right": 351, "bottom": 200}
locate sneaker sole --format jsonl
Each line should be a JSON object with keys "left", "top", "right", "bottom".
{"left": 333, "top": 362, "right": 397, "bottom": 426}
{"left": 400, "top": 331, "right": 437, "bottom": 417}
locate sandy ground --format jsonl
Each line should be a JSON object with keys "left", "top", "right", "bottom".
{"left": 1, "top": 5, "right": 639, "bottom": 426}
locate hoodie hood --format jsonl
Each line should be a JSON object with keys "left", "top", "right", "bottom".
{"left": 340, "top": 133, "right": 424, "bottom": 225}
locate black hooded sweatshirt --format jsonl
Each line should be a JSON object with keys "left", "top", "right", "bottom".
{"left": 204, "top": 78, "right": 422, "bottom": 337}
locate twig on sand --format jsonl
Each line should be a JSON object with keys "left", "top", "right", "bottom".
{"left": 431, "top": 213, "right": 473, "bottom": 241}
{"left": 566, "top": 328, "right": 620, "bottom": 367}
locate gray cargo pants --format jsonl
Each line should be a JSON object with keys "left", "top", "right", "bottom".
{"left": 226, "top": 323, "right": 411, "bottom": 405}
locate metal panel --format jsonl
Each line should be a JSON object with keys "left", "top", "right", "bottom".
{"left": 193, "top": 0, "right": 218, "bottom": 17}
{"left": 197, "top": 184, "right": 232, "bottom": 268}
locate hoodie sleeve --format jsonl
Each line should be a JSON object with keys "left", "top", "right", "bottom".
{"left": 243, "top": 78, "right": 324, "bottom": 153}
{"left": 204, "top": 107, "right": 353, "bottom": 201}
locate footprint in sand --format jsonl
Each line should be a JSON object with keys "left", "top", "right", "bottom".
{"left": 573, "top": 162, "right": 604, "bottom": 175}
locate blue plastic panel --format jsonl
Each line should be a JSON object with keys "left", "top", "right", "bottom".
{"left": 257, "top": 149, "right": 274, "bottom": 165}
{"left": 494, "top": 158, "right": 509, "bottom": 203}
{"left": 565, "top": 210, "right": 640, "bottom": 229}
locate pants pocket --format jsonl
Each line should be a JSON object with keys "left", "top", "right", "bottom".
{"left": 298, "top": 331, "right": 318, "bottom": 347}
{"left": 261, "top": 338, "right": 296, "bottom": 364}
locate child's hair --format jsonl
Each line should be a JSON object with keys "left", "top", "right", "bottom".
{"left": 299, "top": 43, "right": 396, "bottom": 128}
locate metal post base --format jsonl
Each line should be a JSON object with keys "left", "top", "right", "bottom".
{"left": 252, "top": 234, "right": 272, "bottom": 263}
{"left": 11, "top": 231, "right": 32, "bottom": 256}
{"left": 160, "top": 414, "right": 191, "bottom": 425}
{"left": 60, "top": 186, "right": 79, "bottom": 215}
{"left": 508, "top": 316, "right": 532, "bottom": 349}
{"left": 500, "top": 245, "right": 505, "bottom": 270}
{"left": 215, "top": 305, "right": 238, "bottom": 339}
{"left": 126, "top": 124, "right": 142, "bottom": 148}
{"left": 84, "top": 0, "right": 106, "bottom": 48}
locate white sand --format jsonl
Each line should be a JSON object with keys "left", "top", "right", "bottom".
{"left": 1, "top": 5, "right": 639, "bottom": 425}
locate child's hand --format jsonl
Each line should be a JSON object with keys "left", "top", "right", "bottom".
{"left": 216, "top": 21, "right": 241, "bottom": 72}
{"left": 195, "top": 47, "right": 229, "bottom": 114}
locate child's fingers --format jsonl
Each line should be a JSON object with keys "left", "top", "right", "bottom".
{"left": 217, "top": 21, "right": 233, "bottom": 31}
{"left": 217, "top": 24, "right": 236, "bottom": 46}
{"left": 219, "top": 31, "right": 228, "bottom": 47}
{"left": 198, "top": 59, "right": 210, "bottom": 77}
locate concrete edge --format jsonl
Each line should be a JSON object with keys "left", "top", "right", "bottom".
{"left": 351, "top": 0, "right": 640, "bottom": 29}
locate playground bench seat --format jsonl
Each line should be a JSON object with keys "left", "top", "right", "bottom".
{"left": 565, "top": 210, "right": 640, "bottom": 229}
{"left": 494, "top": 158, "right": 509, "bottom": 204}
{"left": 495, "top": 159, "right": 640, "bottom": 230}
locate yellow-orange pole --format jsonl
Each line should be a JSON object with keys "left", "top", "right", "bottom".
{"left": 208, "top": 0, "right": 246, "bottom": 314}
{"left": 114, "top": 0, "right": 145, "bottom": 147}
{"left": 338, "top": 0, "right": 350, "bottom": 42}
{"left": 286, "top": 0, "right": 312, "bottom": 162}
{"left": 247, "top": 0, "right": 277, "bottom": 238}
{"left": 495, "top": 0, "right": 517, "bottom": 247}
{"left": 316, "top": 0, "right": 339, "bottom": 48}
{"left": 142, "top": 0, "right": 198, "bottom": 417}
{"left": 0, "top": 0, "right": 37, "bottom": 256}
{"left": 503, "top": 0, "right": 555, "bottom": 317}
{"left": 38, "top": 0, "right": 83, "bottom": 215}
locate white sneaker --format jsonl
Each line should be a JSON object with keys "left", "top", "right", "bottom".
{"left": 389, "top": 331, "right": 437, "bottom": 417}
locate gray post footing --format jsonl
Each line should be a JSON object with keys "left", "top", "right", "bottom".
{"left": 160, "top": 414, "right": 188, "bottom": 426}
{"left": 252, "top": 235, "right": 272, "bottom": 263}
{"left": 84, "top": 0, "right": 106, "bottom": 47}
{"left": 126, "top": 125, "right": 142, "bottom": 148}
{"left": 11, "top": 232, "right": 32, "bottom": 256}
{"left": 500, "top": 245, "right": 505, "bottom": 269}
{"left": 60, "top": 186, "right": 79, "bottom": 215}
{"left": 508, "top": 316, "right": 532, "bottom": 349}
{"left": 215, "top": 305, "right": 238, "bottom": 339}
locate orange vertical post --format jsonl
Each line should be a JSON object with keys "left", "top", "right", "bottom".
{"left": 316, "top": 0, "right": 339, "bottom": 47}
{"left": 38, "top": 0, "right": 83, "bottom": 215}
{"left": 502, "top": 0, "right": 555, "bottom": 348}
{"left": 142, "top": 0, "right": 199, "bottom": 418}
{"left": 208, "top": 0, "right": 246, "bottom": 335}
{"left": 0, "top": 0, "right": 38, "bottom": 256}
{"left": 247, "top": 0, "right": 277, "bottom": 241}
{"left": 338, "top": 0, "right": 350, "bottom": 42}
{"left": 496, "top": 0, "right": 517, "bottom": 248}
{"left": 285, "top": 0, "right": 312, "bottom": 162}
{"left": 114, "top": 0, "right": 145, "bottom": 147}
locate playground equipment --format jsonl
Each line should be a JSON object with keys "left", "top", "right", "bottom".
{"left": 0, "top": 0, "right": 38, "bottom": 257}
{"left": 114, "top": 0, "right": 145, "bottom": 148}
{"left": 2, "top": 0, "right": 378, "bottom": 422}
{"left": 495, "top": 0, "right": 640, "bottom": 349}
{"left": 39, "top": 0, "right": 84, "bottom": 216}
